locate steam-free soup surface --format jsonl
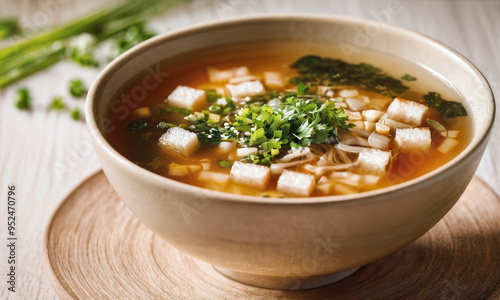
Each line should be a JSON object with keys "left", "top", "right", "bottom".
{"left": 106, "top": 42, "right": 470, "bottom": 198}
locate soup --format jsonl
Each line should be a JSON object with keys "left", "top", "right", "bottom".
{"left": 106, "top": 42, "right": 470, "bottom": 198}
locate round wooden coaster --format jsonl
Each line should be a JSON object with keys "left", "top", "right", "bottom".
{"left": 44, "top": 170, "right": 500, "bottom": 299}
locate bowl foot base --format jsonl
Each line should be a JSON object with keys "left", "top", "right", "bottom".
{"left": 213, "top": 265, "right": 360, "bottom": 290}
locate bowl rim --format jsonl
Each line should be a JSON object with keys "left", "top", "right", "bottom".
{"left": 86, "top": 13, "right": 496, "bottom": 204}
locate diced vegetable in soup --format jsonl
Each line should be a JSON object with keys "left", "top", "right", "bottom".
{"left": 107, "top": 48, "right": 470, "bottom": 198}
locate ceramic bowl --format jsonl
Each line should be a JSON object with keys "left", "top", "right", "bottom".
{"left": 86, "top": 15, "right": 495, "bottom": 290}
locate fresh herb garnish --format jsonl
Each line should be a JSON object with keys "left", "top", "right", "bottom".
{"left": 401, "top": 74, "right": 417, "bottom": 81}
{"left": 290, "top": 55, "right": 409, "bottom": 96}
{"left": 196, "top": 126, "right": 223, "bottom": 146}
{"left": 15, "top": 87, "right": 32, "bottom": 110}
{"left": 169, "top": 106, "right": 192, "bottom": 116}
{"left": 297, "top": 82, "right": 308, "bottom": 95}
{"left": 157, "top": 121, "right": 175, "bottom": 130}
{"left": 218, "top": 160, "right": 232, "bottom": 168}
{"left": 185, "top": 91, "right": 351, "bottom": 164}
{"left": 69, "top": 79, "right": 87, "bottom": 97}
{"left": 423, "top": 92, "right": 467, "bottom": 118}
{"left": 186, "top": 110, "right": 223, "bottom": 146}
{"left": 246, "top": 90, "right": 285, "bottom": 103}
{"left": 49, "top": 97, "right": 65, "bottom": 111}
{"left": 205, "top": 89, "right": 221, "bottom": 103}
{"left": 126, "top": 120, "right": 149, "bottom": 130}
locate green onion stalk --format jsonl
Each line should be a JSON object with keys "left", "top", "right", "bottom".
{"left": 0, "top": 0, "right": 188, "bottom": 88}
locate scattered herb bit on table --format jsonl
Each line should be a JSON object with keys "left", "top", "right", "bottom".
{"left": 49, "top": 97, "right": 65, "bottom": 111}
{"left": 70, "top": 108, "right": 82, "bottom": 120}
{"left": 15, "top": 87, "right": 32, "bottom": 110}
{"left": 69, "top": 79, "right": 87, "bottom": 98}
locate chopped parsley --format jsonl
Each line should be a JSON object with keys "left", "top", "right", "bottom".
{"left": 218, "top": 160, "right": 232, "bottom": 168}
{"left": 69, "top": 79, "right": 87, "bottom": 97}
{"left": 49, "top": 96, "right": 65, "bottom": 111}
{"left": 15, "top": 87, "right": 32, "bottom": 110}
{"left": 423, "top": 92, "right": 467, "bottom": 118}
{"left": 205, "top": 89, "right": 221, "bottom": 103}
{"left": 184, "top": 90, "right": 351, "bottom": 164}
{"left": 185, "top": 110, "right": 223, "bottom": 146}
{"left": 290, "top": 55, "right": 409, "bottom": 96}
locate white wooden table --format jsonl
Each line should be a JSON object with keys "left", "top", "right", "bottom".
{"left": 1, "top": 0, "right": 498, "bottom": 299}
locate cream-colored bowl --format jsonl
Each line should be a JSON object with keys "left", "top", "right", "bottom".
{"left": 86, "top": 15, "right": 495, "bottom": 290}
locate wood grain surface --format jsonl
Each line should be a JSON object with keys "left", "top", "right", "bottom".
{"left": 1, "top": 1, "right": 499, "bottom": 299}
{"left": 44, "top": 171, "right": 500, "bottom": 300}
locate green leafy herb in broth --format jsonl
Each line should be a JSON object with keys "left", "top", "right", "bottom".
{"left": 423, "top": 92, "right": 467, "bottom": 118}
{"left": 290, "top": 55, "right": 409, "bottom": 96}
{"left": 181, "top": 91, "right": 351, "bottom": 164}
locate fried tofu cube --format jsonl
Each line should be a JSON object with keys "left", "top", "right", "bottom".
{"left": 158, "top": 127, "right": 199, "bottom": 157}
{"left": 226, "top": 80, "right": 265, "bottom": 97}
{"left": 437, "top": 137, "right": 459, "bottom": 154}
{"left": 229, "top": 161, "right": 270, "bottom": 189}
{"left": 229, "top": 75, "right": 258, "bottom": 84}
{"left": 263, "top": 71, "right": 285, "bottom": 89}
{"left": 387, "top": 97, "right": 428, "bottom": 126}
{"left": 207, "top": 66, "right": 250, "bottom": 83}
{"left": 277, "top": 169, "right": 316, "bottom": 196}
{"left": 197, "top": 171, "right": 229, "bottom": 185}
{"left": 394, "top": 127, "right": 432, "bottom": 153}
{"left": 207, "top": 67, "right": 233, "bottom": 83}
{"left": 362, "top": 110, "right": 385, "bottom": 122}
{"left": 166, "top": 85, "right": 206, "bottom": 111}
{"left": 358, "top": 148, "right": 391, "bottom": 176}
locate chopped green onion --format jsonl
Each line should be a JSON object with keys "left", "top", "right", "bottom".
{"left": 0, "top": 0, "right": 188, "bottom": 89}
{"left": 218, "top": 160, "right": 232, "bottom": 168}
{"left": 157, "top": 122, "right": 175, "bottom": 130}
{"left": 208, "top": 104, "right": 222, "bottom": 113}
